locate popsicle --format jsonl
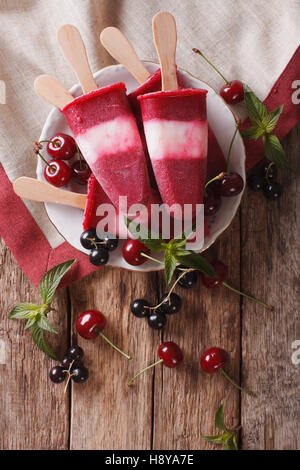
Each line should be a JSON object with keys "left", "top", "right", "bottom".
{"left": 56, "top": 25, "right": 152, "bottom": 211}
{"left": 137, "top": 13, "right": 208, "bottom": 214}
{"left": 100, "top": 27, "right": 226, "bottom": 186}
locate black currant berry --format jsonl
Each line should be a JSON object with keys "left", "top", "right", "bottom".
{"left": 67, "top": 345, "right": 84, "bottom": 362}
{"left": 90, "top": 247, "right": 109, "bottom": 266}
{"left": 262, "top": 163, "right": 278, "bottom": 180}
{"left": 102, "top": 236, "right": 119, "bottom": 251}
{"left": 80, "top": 229, "right": 100, "bottom": 250}
{"left": 247, "top": 174, "right": 265, "bottom": 191}
{"left": 130, "top": 299, "right": 151, "bottom": 318}
{"left": 61, "top": 356, "right": 82, "bottom": 370}
{"left": 147, "top": 311, "right": 167, "bottom": 329}
{"left": 71, "top": 366, "right": 89, "bottom": 383}
{"left": 49, "top": 366, "right": 67, "bottom": 384}
{"left": 159, "top": 293, "right": 182, "bottom": 315}
{"left": 263, "top": 181, "right": 283, "bottom": 200}
{"left": 177, "top": 269, "right": 198, "bottom": 288}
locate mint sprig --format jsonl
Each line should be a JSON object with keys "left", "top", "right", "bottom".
{"left": 125, "top": 217, "right": 216, "bottom": 284}
{"left": 9, "top": 259, "right": 76, "bottom": 359}
{"left": 202, "top": 404, "right": 239, "bottom": 450}
{"left": 242, "top": 84, "right": 291, "bottom": 169}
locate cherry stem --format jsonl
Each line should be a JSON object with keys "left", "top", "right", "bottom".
{"left": 97, "top": 330, "right": 131, "bottom": 360}
{"left": 226, "top": 123, "right": 240, "bottom": 173}
{"left": 63, "top": 360, "right": 74, "bottom": 394}
{"left": 222, "top": 281, "right": 274, "bottom": 311}
{"left": 140, "top": 252, "right": 164, "bottom": 264}
{"left": 192, "top": 48, "right": 230, "bottom": 84}
{"left": 220, "top": 369, "right": 254, "bottom": 396}
{"left": 128, "top": 359, "right": 163, "bottom": 386}
{"left": 76, "top": 143, "right": 83, "bottom": 170}
{"left": 265, "top": 162, "right": 275, "bottom": 184}
{"left": 37, "top": 151, "right": 55, "bottom": 173}
{"left": 204, "top": 172, "right": 226, "bottom": 197}
{"left": 39, "top": 139, "right": 61, "bottom": 148}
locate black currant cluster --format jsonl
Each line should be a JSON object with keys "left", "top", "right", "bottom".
{"left": 130, "top": 267, "right": 198, "bottom": 329}
{"left": 247, "top": 163, "right": 283, "bottom": 200}
{"left": 49, "top": 345, "right": 88, "bottom": 388}
{"left": 80, "top": 228, "right": 118, "bottom": 266}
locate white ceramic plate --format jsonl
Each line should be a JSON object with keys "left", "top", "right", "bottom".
{"left": 37, "top": 62, "right": 245, "bottom": 271}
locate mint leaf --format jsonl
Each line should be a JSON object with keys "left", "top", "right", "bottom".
{"left": 215, "top": 404, "right": 227, "bottom": 431}
{"left": 25, "top": 317, "right": 37, "bottom": 330}
{"left": 243, "top": 84, "right": 268, "bottom": 127}
{"left": 31, "top": 322, "right": 57, "bottom": 359}
{"left": 242, "top": 125, "right": 265, "bottom": 140}
{"left": 38, "top": 316, "right": 58, "bottom": 334}
{"left": 124, "top": 216, "right": 165, "bottom": 252}
{"left": 9, "top": 303, "right": 41, "bottom": 319}
{"left": 175, "top": 252, "right": 216, "bottom": 278}
{"left": 39, "top": 259, "right": 76, "bottom": 306}
{"left": 164, "top": 249, "right": 177, "bottom": 284}
{"left": 265, "top": 105, "right": 283, "bottom": 133}
{"left": 263, "top": 133, "right": 292, "bottom": 170}
{"left": 202, "top": 435, "right": 226, "bottom": 445}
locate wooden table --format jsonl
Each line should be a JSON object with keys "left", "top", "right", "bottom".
{"left": 0, "top": 124, "right": 299, "bottom": 450}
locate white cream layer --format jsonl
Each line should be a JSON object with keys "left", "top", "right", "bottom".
{"left": 76, "top": 115, "right": 140, "bottom": 165}
{"left": 144, "top": 119, "right": 208, "bottom": 160}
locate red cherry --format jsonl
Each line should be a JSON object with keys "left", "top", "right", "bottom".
{"left": 128, "top": 341, "right": 183, "bottom": 385}
{"left": 122, "top": 239, "right": 151, "bottom": 266}
{"left": 76, "top": 310, "right": 106, "bottom": 340}
{"left": 220, "top": 80, "right": 244, "bottom": 104}
{"left": 158, "top": 341, "right": 183, "bottom": 368}
{"left": 204, "top": 187, "right": 221, "bottom": 216}
{"left": 201, "top": 260, "right": 228, "bottom": 289}
{"left": 221, "top": 173, "right": 244, "bottom": 197}
{"left": 201, "top": 347, "right": 253, "bottom": 395}
{"left": 72, "top": 160, "right": 91, "bottom": 185}
{"left": 200, "top": 347, "right": 228, "bottom": 373}
{"left": 76, "top": 310, "right": 131, "bottom": 359}
{"left": 47, "top": 133, "right": 77, "bottom": 160}
{"left": 44, "top": 160, "right": 72, "bottom": 187}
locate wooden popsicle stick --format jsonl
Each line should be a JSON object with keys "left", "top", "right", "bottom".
{"left": 34, "top": 74, "right": 74, "bottom": 109}
{"left": 13, "top": 177, "right": 87, "bottom": 210}
{"left": 152, "top": 12, "right": 178, "bottom": 91}
{"left": 57, "top": 24, "right": 98, "bottom": 94}
{"left": 100, "top": 27, "right": 150, "bottom": 85}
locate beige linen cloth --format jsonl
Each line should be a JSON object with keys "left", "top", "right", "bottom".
{"left": 0, "top": 0, "right": 299, "bottom": 248}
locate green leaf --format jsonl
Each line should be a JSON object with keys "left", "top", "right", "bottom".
{"left": 38, "top": 316, "right": 58, "bottom": 334}
{"left": 31, "top": 322, "right": 57, "bottom": 359}
{"left": 264, "top": 105, "right": 283, "bottom": 133}
{"left": 124, "top": 217, "right": 165, "bottom": 252}
{"left": 164, "top": 249, "right": 177, "bottom": 285}
{"left": 215, "top": 404, "right": 227, "bottom": 431}
{"left": 243, "top": 84, "right": 268, "bottom": 127}
{"left": 242, "top": 125, "right": 265, "bottom": 140}
{"left": 222, "top": 433, "right": 238, "bottom": 450}
{"left": 39, "top": 259, "right": 76, "bottom": 306}
{"left": 9, "top": 303, "right": 41, "bottom": 319}
{"left": 175, "top": 252, "right": 217, "bottom": 278}
{"left": 25, "top": 317, "right": 37, "bottom": 330}
{"left": 202, "top": 434, "right": 226, "bottom": 445}
{"left": 263, "top": 133, "right": 292, "bottom": 170}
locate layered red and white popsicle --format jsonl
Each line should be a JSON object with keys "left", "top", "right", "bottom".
{"left": 62, "top": 82, "right": 152, "bottom": 210}
{"left": 138, "top": 88, "right": 208, "bottom": 211}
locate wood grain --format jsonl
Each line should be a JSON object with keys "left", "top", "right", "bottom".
{"left": 0, "top": 237, "right": 69, "bottom": 449}
{"left": 240, "top": 123, "right": 300, "bottom": 450}
{"left": 152, "top": 216, "right": 241, "bottom": 449}
{"left": 68, "top": 266, "right": 160, "bottom": 450}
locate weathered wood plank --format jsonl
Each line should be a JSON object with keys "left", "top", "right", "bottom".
{"left": 153, "top": 216, "right": 242, "bottom": 449}
{"left": 0, "top": 239, "right": 69, "bottom": 450}
{"left": 69, "top": 266, "right": 159, "bottom": 450}
{"left": 240, "top": 123, "right": 300, "bottom": 450}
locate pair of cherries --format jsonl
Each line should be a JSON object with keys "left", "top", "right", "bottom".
{"left": 76, "top": 309, "right": 183, "bottom": 383}
{"left": 204, "top": 172, "right": 244, "bottom": 217}
{"left": 34, "top": 133, "right": 91, "bottom": 187}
